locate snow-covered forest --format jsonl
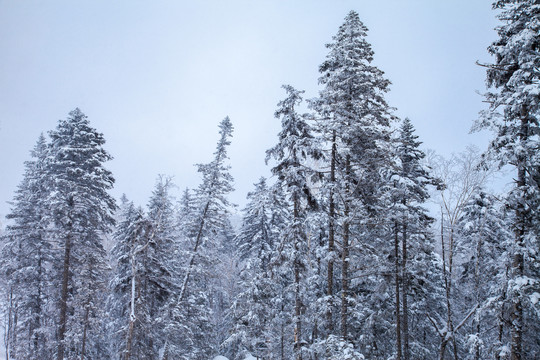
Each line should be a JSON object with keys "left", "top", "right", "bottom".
{"left": 1, "top": 2, "right": 539, "bottom": 360}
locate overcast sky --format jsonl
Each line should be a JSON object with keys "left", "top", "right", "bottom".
{"left": 0, "top": 0, "right": 499, "bottom": 220}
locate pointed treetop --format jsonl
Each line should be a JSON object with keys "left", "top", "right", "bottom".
{"left": 218, "top": 116, "right": 233, "bottom": 145}
{"left": 219, "top": 116, "right": 233, "bottom": 136}
{"left": 266, "top": 84, "right": 320, "bottom": 168}
{"left": 61, "top": 108, "right": 91, "bottom": 132}
{"left": 316, "top": 10, "right": 394, "bottom": 137}
{"left": 340, "top": 10, "right": 368, "bottom": 37}
{"left": 69, "top": 107, "right": 85, "bottom": 119}
{"left": 321, "top": 10, "right": 374, "bottom": 69}
{"left": 399, "top": 118, "right": 423, "bottom": 153}
{"left": 194, "top": 116, "right": 235, "bottom": 210}
{"left": 49, "top": 108, "right": 110, "bottom": 156}
{"left": 28, "top": 133, "right": 48, "bottom": 163}
{"left": 208, "top": 116, "right": 234, "bottom": 165}
{"left": 275, "top": 85, "right": 305, "bottom": 120}
{"left": 246, "top": 177, "right": 268, "bottom": 201}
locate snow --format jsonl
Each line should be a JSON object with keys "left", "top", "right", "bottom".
{"left": 213, "top": 356, "right": 230, "bottom": 360}
{"left": 499, "top": 345, "right": 511, "bottom": 357}
{"left": 512, "top": 276, "right": 535, "bottom": 291}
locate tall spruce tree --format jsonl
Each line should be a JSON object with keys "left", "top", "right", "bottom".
{"left": 145, "top": 176, "right": 178, "bottom": 357}
{"left": 225, "top": 178, "right": 289, "bottom": 359}
{"left": 47, "top": 108, "right": 116, "bottom": 360}
{"left": 391, "top": 118, "right": 445, "bottom": 359}
{"left": 474, "top": 1, "right": 540, "bottom": 358}
{"left": 1, "top": 134, "right": 54, "bottom": 359}
{"left": 266, "top": 84, "right": 321, "bottom": 360}
{"left": 313, "top": 10, "right": 395, "bottom": 354}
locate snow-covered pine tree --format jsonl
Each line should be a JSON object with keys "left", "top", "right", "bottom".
{"left": 225, "top": 177, "right": 289, "bottom": 359}
{"left": 474, "top": 1, "right": 540, "bottom": 358}
{"left": 266, "top": 84, "right": 321, "bottom": 360}
{"left": 163, "top": 117, "right": 236, "bottom": 360}
{"left": 313, "top": 10, "right": 395, "bottom": 355}
{"left": 141, "top": 176, "right": 180, "bottom": 358}
{"left": 71, "top": 227, "right": 111, "bottom": 359}
{"left": 1, "top": 134, "right": 54, "bottom": 359}
{"left": 391, "top": 118, "right": 445, "bottom": 359}
{"left": 180, "top": 116, "right": 235, "bottom": 299}
{"left": 110, "top": 185, "right": 178, "bottom": 360}
{"left": 211, "top": 215, "right": 238, "bottom": 354}
{"left": 177, "top": 188, "right": 196, "bottom": 244}
{"left": 46, "top": 108, "right": 116, "bottom": 360}
{"left": 107, "top": 197, "right": 147, "bottom": 359}
{"left": 456, "top": 191, "right": 512, "bottom": 359}
{"left": 236, "top": 178, "right": 285, "bottom": 277}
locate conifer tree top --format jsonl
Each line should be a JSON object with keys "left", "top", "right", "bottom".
{"left": 47, "top": 107, "right": 116, "bottom": 230}
{"left": 316, "top": 10, "right": 394, "bottom": 138}
{"left": 475, "top": 0, "right": 539, "bottom": 169}
{"left": 321, "top": 10, "right": 375, "bottom": 72}
{"left": 216, "top": 116, "right": 233, "bottom": 156}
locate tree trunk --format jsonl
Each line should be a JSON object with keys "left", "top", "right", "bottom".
{"left": 125, "top": 318, "right": 134, "bottom": 360}
{"left": 341, "top": 219, "right": 349, "bottom": 341}
{"left": 293, "top": 193, "right": 302, "bottom": 360}
{"left": 510, "top": 214, "right": 525, "bottom": 360}
{"left": 179, "top": 201, "right": 210, "bottom": 301}
{"left": 440, "top": 210, "right": 455, "bottom": 360}
{"left": 394, "top": 222, "right": 402, "bottom": 360}
{"left": 510, "top": 114, "right": 528, "bottom": 360}
{"left": 125, "top": 254, "right": 137, "bottom": 360}
{"left": 57, "top": 231, "right": 72, "bottom": 360}
{"left": 34, "top": 244, "right": 43, "bottom": 354}
{"left": 496, "top": 301, "right": 504, "bottom": 360}
{"left": 327, "top": 131, "right": 337, "bottom": 333}
{"left": 439, "top": 339, "right": 448, "bottom": 360}
{"left": 341, "top": 155, "right": 351, "bottom": 341}
{"left": 401, "top": 223, "right": 410, "bottom": 360}
{"left": 80, "top": 305, "right": 89, "bottom": 360}
{"left": 474, "top": 322, "right": 480, "bottom": 360}
{"left": 280, "top": 291, "right": 285, "bottom": 360}
{"left": 473, "top": 226, "right": 482, "bottom": 360}
{"left": 449, "top": 227, "right": 458, "bottom": 360}
{"left": 6, "top": 288, "right": 17, "bottom": 360}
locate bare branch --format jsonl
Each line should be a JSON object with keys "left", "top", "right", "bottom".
{"left": 455, "top": 303, "right": 479, "bottom": 332}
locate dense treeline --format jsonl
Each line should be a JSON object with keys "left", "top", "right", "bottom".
{"left": 1, "top": 2, "right": 539, "bottom": 360}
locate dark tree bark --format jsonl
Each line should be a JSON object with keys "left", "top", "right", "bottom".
{"left": 401, "top": 223, "right": 410, "bottom": 360}
{"left": 57, "top": 224, "right": 72, "bottom": 360}
{"left": 394, "top": 223, "right": 402, "bottom": 360}
{"left": 327, "top": 131, "right": 337, "bottom": 333}
{"left": 341, "top": 155, "right": 351, "bottom": 341}
{"left": 80, "top": 305, "right": 90, "bottom": 360}
{"left": 510, "top": 115, "right": 528, "bottom": 360}
{"left": 293, "top": 192, "right": 303, "bottom": 360}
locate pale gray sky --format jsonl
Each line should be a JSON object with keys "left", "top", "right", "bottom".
{"left": 0, "top": 0, "right": 498, "bottom": 219}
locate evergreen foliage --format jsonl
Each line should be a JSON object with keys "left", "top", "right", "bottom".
{"left": 266, "top": 84, "right": 321, "bottom": 360}
{"left": 1, "top": 134, "right": 54, "bottom": 359}
{"left": 474, "top": 0, "right": 540, "bottom": 357}
{"left": 2, "top": 5, "right": 536, "bottom": 360}
{"left": 46, "top": 108, "right": 116, "bottom": 360}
